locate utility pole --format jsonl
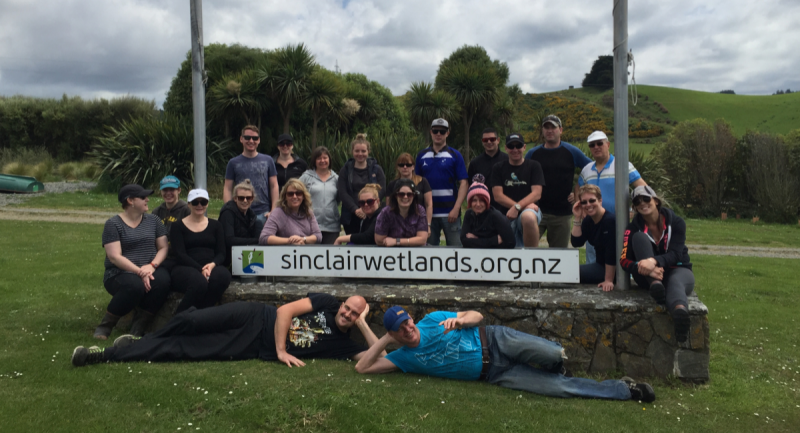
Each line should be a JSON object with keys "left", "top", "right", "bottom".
{"left": 613, "top": 0, "right": 630, "bottom": 290}
{"left": 190, "top": 0, "right": 207, "bottom": 189}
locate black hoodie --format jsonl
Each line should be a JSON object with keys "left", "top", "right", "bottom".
{"left": 218, "top": 200, "right": 260, "bottom": 266}
{"left": 273, "top": 153, "right": 308, "bottom": 191}
{"left": 460, "top": 207, "right": 516, "bottom": 249}
{"left": 620, "top": 207, "right": 692, "bottom": 273}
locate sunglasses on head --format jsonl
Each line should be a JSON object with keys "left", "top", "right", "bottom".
{"left": 277, "top": 141, "right": 292, "bottom": 147}
{"left": 633, "top": 196, "right": 652, "bottom": 206}
{"left": 358, "top": 198, "right": 377, "bottom": 207}
{"left": 242, "top": 135, "right": 260, "bottom": 141}
{"left": 482, "top": 137, "right": 497, "bottom": 143}
{"left": 506, "top": 142, "right": 524, "bottom": 150}
{"left": 580, "top": 198, "right": 598, "bottom": 205}
{"left": 397, "top": 163, "right": 413, "bottom": 168}
{"left": 395, "top": 192, "right": 414, "bottom": 199}
{"left": 285, "top": 191, "right": 303, "bottom": 198}
{"left": 588, "top": 140, "right": 605, "bottom": 148}
{"left": 431, "top": 129, "right": 448, "bottom": 135}
{"left": 190, "top": 199, "right": 209, "bottom": 206}
{"left": 235, "top": 195, "right": 252, "bottom": 202}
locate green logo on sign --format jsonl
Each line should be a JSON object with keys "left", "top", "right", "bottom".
{"left": 242, "top": 250, "right": 264, "bottom": 274}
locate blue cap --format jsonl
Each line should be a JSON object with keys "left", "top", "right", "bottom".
{"left": 383, "top": 306, "right": 412, "bottom": 332}
{"left": 159, "top": 175, "right": 180, "bottom": 190}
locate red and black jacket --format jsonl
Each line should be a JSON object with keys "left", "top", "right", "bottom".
{"left": 620, "top": 207, "right": 692, "bottom": 273}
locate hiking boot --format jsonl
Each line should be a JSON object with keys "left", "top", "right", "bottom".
{"left": 72, "top": 346, "right": 105, "bottom": 367}
{"left": 113, "top": 334, "right": 141, "bottom": 349}
{"left": 672, "top": 308, "right": 691, "bottom": 343}
{"left": 621, "top": 376, "right": 656, "bottom": 403}
{"left": 93, "top": 312, "right": 120, "bottom": 340}
{"left": 129, "top": 310, "right": 155, "bottom": 337}
{"left": 649, "top": 281, "right": 666, "bottom": 305}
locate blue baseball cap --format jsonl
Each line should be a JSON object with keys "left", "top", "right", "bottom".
{"left": 159, "top": 175, "right": 181, "bottom": 190}
{"left": 383, "top": 306, "right": 412, "bottom": 332}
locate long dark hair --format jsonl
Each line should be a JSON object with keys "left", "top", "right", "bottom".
{"left": 387, "top": 178, "right": 421, "bottom": 217}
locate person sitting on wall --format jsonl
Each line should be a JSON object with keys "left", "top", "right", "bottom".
{"left": 170, "top": 189, "right": 232, "bottom": 314}
{"left": 374, "top": 179, "right": 428, "bottom": 247}
{"left": 620, "top": 186, "right": 695, "bottom": 343}
{"left": 218, "top": 179, "right": 260, "bottom": 268}
{"left": 334, "top": 184, "right": 384, "bottom": 245}
{"left": 570, "top": 185, "right": 616, "bottom": 291}
{"left": 354, "top": 306, "right": 656, "bottom": 403}
{"left": 151, "top": 175, "right": 190, "bottom": 272}
{"left": 259, "top": 179, "right": 322, "bottom": 246}
{"left": 460, "top": 175, "right": 515, "bottom": 249}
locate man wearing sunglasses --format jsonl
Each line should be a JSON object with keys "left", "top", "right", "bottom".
{"left": 223, "top": 125, "right": 280, "bottom": 233}
{"left": 415, "top": 118, "right": 469, "bottom": 246}
{"left": 468, "top": 127, "right": 508, "bottom": 210}
{"left": 525, "top": 115, "right": 592, "bottom": 249}
{"left": 578, "top": 131, "right": 646, "bottom": 263}
{"left": 491, "top": 133, "right": 545, "bottom": 247}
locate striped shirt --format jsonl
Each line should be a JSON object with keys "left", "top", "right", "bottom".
{"left": 415, "top": 146, "right": 468, "bottom": 218}
{"left": 578, "top": 155, "right": 642, "bottom": 215}
{"left": 102, "top": 214, "right": 168, "bottom": 282}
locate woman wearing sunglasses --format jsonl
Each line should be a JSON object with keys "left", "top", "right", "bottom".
{"left": 218, "top": 179, "right": 260, "bottom": 267}
{"left": 259, "top": 179, "right": 322, "bottom": 245}
{"left": 334, "top": 184, "right": 383, "bottom": 245}
{"left": 570, "top": 185, "right": 616, "bottom": 291}
{"left": 374, "top": 179, "right": 428, "bottom": 247}
{"left": 299, "top": 146, "right": 340, "bottom": 244}
{"left": 460, "top": 175, "right": 515, "bottom": 249}
{"left": 273, "top": 133, "right": 308, "bottom": 192}
{"left": 338, "top": 133, "right": 386, "bottom": 236}
{"left": 620, "top": 186, "right": 695, "bottom": 343}
{"left": 386, "top": 153, "right": 432, "bottom": 234}
{"left": 170, "top": 189, "right": 232, "bottom": 313}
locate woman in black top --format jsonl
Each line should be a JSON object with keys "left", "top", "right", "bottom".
{"left": 620, "top": 185, "right": 695, "bottom": 343}
{"left": 273, "top": 133, "right": 308, "bottom": 191}
{"left": 570, "top": 185, "right": 616, "bottom": 290}
{"left": 218, "top": 179, "right": 260, "bottom": 267}
{"left": 170, "top": 189, "right": 231, "bottom": 313}
{"left": 338, "top": 133, "right": 386, "bottom": 235}
{"left": 334, "top": 184, "right": 383, "bottom": 245}
{"left": 97, "top": 184, "right": 172, "bottom": 339}
{"left": 460, "top": 176, "right": 515, "bottom": 248}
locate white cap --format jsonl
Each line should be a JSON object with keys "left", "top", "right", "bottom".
{"left": 587, "top": 131, "right": 608, "bottom": 142}
{"left": 187, "top": 189, "right": 209, "bottom": 202}
{"left": 431, "top": 118, "right": 449, "bottom": 129}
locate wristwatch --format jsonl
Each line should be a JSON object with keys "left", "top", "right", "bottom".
{"left": 395, "top": 238, "right": 401, "bottom": 246}
{"left": 514, "top": 203, "right": 522, "bottom": 212}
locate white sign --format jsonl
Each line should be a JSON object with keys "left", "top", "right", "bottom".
{"left": 233, "top": 245, "right": 578, "bottom": 283}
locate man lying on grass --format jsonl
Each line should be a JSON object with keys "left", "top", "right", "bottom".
{"left": 355, "top": 306, "right": 655, "bottom": 402}
{"left": 72, "top": 294, "right": 382, "bottom": 367}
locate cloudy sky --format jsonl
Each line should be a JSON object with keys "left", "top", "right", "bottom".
{"left": 1, "top": 0, "right": 798, "bottom": 107}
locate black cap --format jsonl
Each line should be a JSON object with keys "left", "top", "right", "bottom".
{"left": 118, "top": 184, "right": 153, "bottom": 204}
{"left": 277, "top": 133, "right": 293, "bottom": 144}
{"left": 505, "top": 133, "right": 525, "bottom": 145}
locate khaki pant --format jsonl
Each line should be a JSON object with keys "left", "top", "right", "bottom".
{"left": 538, "top": 213, "right": 572, "bottom": 248}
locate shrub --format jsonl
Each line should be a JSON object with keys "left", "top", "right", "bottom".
{"left": 2, "top": 162, "right": 28, "bottom": 176}
{"left": 32, "top": 160, "right": 53, "bottom": 182}
{"left": 88, "top": 115, "right": 234, "bottom": 190}
{"left": 743, "top": 132, "right": 800, "bottom": 223}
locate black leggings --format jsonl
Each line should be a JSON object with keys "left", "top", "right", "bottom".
{"left": 630, "top": 232, "right": 695, "bottom": 310}
{"left": 320, "top": 231, "right": 340, "bottom": 244}
{"left": 171, "top": 265, "right": 232, "bottom": 313}
{"left": 103, "top": 268, "right": 172, "bottom": 316}
{"left": 107, "top": 302, "right": 267, "bottom": 363}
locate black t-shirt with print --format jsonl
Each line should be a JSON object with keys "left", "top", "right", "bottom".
{"left": 490, "top": 159, "right": 545, "bottom": 215}
{"left": 260, "top": 293, "right": 367, "bottom": 361}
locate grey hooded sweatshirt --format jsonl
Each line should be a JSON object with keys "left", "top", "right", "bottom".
{"left": 299, "top": 169, "right": 340, "bottom": 233}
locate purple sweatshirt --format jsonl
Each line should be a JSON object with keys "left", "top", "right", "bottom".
{"left": 259, "top": 207, "right": 323, "bottom": 244}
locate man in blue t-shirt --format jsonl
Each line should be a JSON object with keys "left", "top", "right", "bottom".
{"left": 578, "top": 130, "right": 647, "bottom": 263}
{"left": 355, "top": 306, "right": 655, "bottom": 402}
{"left": 415, "top": 118, "right": 469, "bottom": 246}
{"left": 223, "top": 125, "right": 280, "bottom": 233}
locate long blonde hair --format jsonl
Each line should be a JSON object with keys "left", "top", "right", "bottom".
{"left": 279, "top": 178, "right": 313, "bottom": 218}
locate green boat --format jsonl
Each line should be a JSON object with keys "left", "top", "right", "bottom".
{"left": 0, "top": 173, "right": 45, "bottom": 193}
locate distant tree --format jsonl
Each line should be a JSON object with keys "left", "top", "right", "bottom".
{"left": 406, "top": 81, "right": 457, "bottom": 143}
{"left": 257, "top": 43, "right": 316, "bottom": 134}
{"left": 719, "top": 90, "right": 736, "bottom": 94}
{"left": 582, "top": 55, "right": 614, "bottom": 90}
{"left": 303, "top": 68, "right": 343, "bottom": 146}
{"left": 206, "top": 70, "right": 261, "bottom": 137}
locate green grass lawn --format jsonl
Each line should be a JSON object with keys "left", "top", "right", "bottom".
{"left": 10, "top": 191, "right": 225, "bottom": 217}
{"left": 1, "top": 220, "right": 798, "bottom": 432}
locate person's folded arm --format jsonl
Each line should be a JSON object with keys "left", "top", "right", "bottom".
{"left": 274, "top": 298, "right": 314, "bottom": 368}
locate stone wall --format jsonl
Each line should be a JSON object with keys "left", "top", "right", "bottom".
{"left": 220, "top": 278, "right": 709, "bottom": 382}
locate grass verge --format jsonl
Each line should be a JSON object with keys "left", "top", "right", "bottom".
{"left": 0, "top": 220, "right": 798, "bottom": 432}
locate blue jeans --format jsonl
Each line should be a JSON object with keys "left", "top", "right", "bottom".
{"left": 484, "top": 326, "right": 631, "bottom": 400}
{"left": 255, "top": 213, "right": 267, "bottom": 236}
{"left": 510, "top": 208, "right": 542, "bottom": 248}
{"left": 585, "top": 242, "right": 596, "bottom": 264}
{"left": 428, "top": 216, "right": 462, "bottom": 246}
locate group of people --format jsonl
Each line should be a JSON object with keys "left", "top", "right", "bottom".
{"left": 85, "top": 114, "right": 696, "bottom": 404}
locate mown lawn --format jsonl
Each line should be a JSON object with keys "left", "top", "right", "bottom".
{"left": 0, "top": 220, "right": 798, "bottom": 432}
